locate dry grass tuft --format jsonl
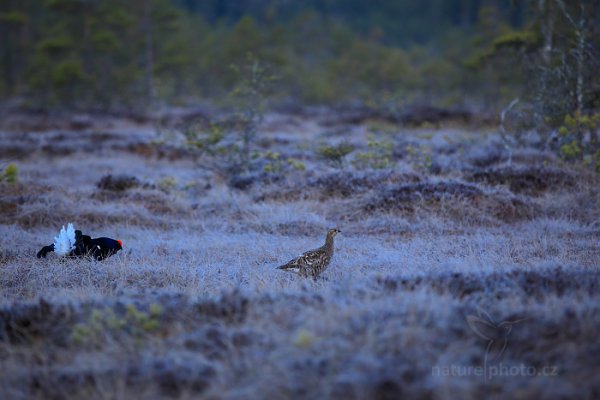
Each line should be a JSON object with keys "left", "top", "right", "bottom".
{"left": 363, "top": 180, "right": 538, "bottom": 223}
{"left": 468, "top": 165, "right": 576, "bottom": 195}
{"left": 96, "top": 175, "right": 141, "bottom": 192}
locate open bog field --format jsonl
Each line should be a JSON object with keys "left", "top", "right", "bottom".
{"left": 0, "top": 110, "right": 599, "bottom": 399}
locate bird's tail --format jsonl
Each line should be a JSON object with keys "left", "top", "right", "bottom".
{"left": 53, "top": 223, "right": 76, "bottom": 256}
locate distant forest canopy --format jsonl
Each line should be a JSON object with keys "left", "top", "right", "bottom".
{"left": 1, "top": 0, "right": 599, "bottom": 119}
{"left": 170, "top": 0, "right": 529, "bottom": 45}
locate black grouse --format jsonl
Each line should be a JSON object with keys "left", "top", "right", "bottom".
{"left": 37, "top": 227, "right": 123, "bottom": 261}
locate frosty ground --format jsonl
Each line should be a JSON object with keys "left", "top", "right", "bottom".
{"left": 0, "top": 109, "right": 598, "bottom": 399}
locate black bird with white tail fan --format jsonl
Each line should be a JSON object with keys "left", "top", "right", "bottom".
{"left": 37, "top": 224, "right": 123, "bottom": 261}
{"left": 277, "top": 228, "right": 341, "bottom": 278}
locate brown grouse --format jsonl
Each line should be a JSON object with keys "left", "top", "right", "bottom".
{"left": 277, "top": 228, "right": 341, "bottom": 278}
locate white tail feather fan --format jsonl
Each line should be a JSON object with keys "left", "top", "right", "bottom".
{"left": 53, "top": 223, "right": 76, "bottom": 256}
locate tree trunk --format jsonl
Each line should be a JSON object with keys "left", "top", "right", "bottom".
{"left": 574, "top": 14, "right": 585, "bottom": 117}
{"left": 144, "top": 0, "right": 155, "bottom": 104}
{"left": 539, "top": 0, "right": 554, "bottom": 65}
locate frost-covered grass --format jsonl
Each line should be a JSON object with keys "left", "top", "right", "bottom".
{"left": 0, "top": 218, "right": 596, "bottom": 301}
{"left": 0, "top": 113, "right": 599, "bottom": 399}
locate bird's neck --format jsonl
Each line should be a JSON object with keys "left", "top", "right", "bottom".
{"left": 324, "top": 235, "right": 335, "bottom": 253}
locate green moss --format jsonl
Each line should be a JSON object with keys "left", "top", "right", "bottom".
{"left": 71, "top": 325, "right": 91, "bottom": 345}
{"left": 3, "top": 163, "right": 18, "bottom": 184}
{"left": 287, "top": 159, "right": 306, "bottom": 171}
{"left": 318, "top": 142, "right": 354, "bottom": 167}
{"left": 352, "top": 134, "right": 395, "bottom": 170}
{"left": 126, "top": 304, "right": 142, "bottom": 319}
{"left": 149, "top": 303, "right": 163, "bottom": 317}
{"left": 261, "top": 151, "right": 304, "bottom": 175}
{"left": 293, "top": 329, "right": 314, "bottom": 348}
{"left": 265, "top": 151, "right": 280, "bottom": 161}
{"left": 106, "top": 314, "right": 125, "bottom": 330}
{"left": 142, "top": 319, "right": 160, "bottom": 332}
{"left": 70, "top": 304, "right": 164, "bottom": 348}
{"left": 405, "top": 145, "right": 432, "bottom": 173}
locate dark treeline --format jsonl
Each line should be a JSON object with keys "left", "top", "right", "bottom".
{"left": 171, "top": 0, "right": 528, "bottom": 44}
{"left": 1, "top": 0, "right": 599, "bottom": 118}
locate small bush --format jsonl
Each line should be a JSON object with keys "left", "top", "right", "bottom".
{"left": 185, "top": 122, "right": 225, "bottom": 156}
{"left": 262, "top": 151, "right": 305, "bottom": 175}
{"left": 2, "top": 163, "right": 18, "bottom": 184}
{"left": 556, "top": 112, "right": 600, "bottom": 168}
{"left": 181, "top": 55, "right": 276, "bottom": 176}
{"left": 317, "top": 142, "right": 355, "bottom": 168}
{"left": 96, "top": 174, "right": 139, "bottom": 191}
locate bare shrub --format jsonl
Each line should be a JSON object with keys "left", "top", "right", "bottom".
{"left": 363, "top": 181, "right": 537, "bottom": 223}
{"left": 96, "top": 174, "right": 140, "bottom": 191}
{"left": 257, "top": 171, "right": 421, "bottom": 202}
{"left": 468, "top": 165, "right": 575, "bottom": 195}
